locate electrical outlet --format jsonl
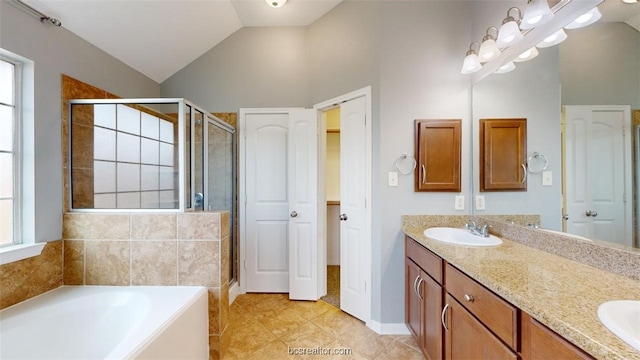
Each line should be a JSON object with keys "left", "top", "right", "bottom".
{"left": 388, "top": 171, "right": 398, "bottom": 187}
{"left": 475, "top": 195, "right": 486, "bottom": 210}
{"left": 454, "top": 195, "right": 464, "bottom": 211}
{"left": 542, "top": 171, "right": 552, "bottom": 186}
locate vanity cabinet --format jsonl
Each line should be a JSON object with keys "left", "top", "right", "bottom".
{"left": 479, "top": 118, "right": 527, "bottom": 191}
{"left": 405, "top": 235, "right": 595, "bottom": 360}
{"left": 414, "top": 119, "right": 461, "bottom": 192}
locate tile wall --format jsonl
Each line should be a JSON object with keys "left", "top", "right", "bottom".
{"left": 62, "top": 211, "right": 230, "bottom": 359}
{"left": 0, "top": 240, "right": 63, "bottom": 310}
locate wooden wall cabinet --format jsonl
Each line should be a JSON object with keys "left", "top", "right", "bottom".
{"left": 415, "top": 119, "right": 461, "bottom": 192}
{"left": 480, "top": 118, "right": 527, "bottom": 191}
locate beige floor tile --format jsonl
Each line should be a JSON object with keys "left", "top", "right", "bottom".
{"left": 288, "top": 298, "right": 335, "bottom": 320}
{"left": 336, "top": 322, "right": 395, "bottom": 359}
{"left": 259, "top": 307, "right": 311, "bottom": 338}
{"left": 393, "top": 334, "right": 421, "bottom": 352}
{"left": 310, "top": 307, "right": 363, "bottom": 338}
{"left": 280, "top": 321, "right": 336, "bottom": 350}
{"left": 374, "top": 340, "right": 424, "bottom": 360}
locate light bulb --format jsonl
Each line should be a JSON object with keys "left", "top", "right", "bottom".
{"left": 565, "top": 7, "right": 601, "bottom": 29}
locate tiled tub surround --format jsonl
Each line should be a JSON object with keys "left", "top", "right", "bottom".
{"left": 0, "top": 240, "right": 63, "bottom": 310}
{"left": 403, "top": 215, "right": 640, "bottom": 359}
{"left": 63, "top": 211, "right": 230, "bottom": 359}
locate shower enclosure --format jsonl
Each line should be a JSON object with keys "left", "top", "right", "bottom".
{"left": 67, "top": 98, "right": 236, "bottom": 280}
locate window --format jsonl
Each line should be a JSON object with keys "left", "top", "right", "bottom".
{"left": 0, "top": 56, "right": 20, "bottom": 247}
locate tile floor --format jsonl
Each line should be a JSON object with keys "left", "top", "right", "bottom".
{"left": 226, "top": 293, "right": 424, "bottom": 359}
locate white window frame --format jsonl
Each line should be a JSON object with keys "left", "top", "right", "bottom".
{"left": 0, "top": 49, "right": 43, "bottom": 265}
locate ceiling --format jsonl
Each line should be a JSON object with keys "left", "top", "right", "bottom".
{"left": 22, "top": 0, "right": 342, "bottom": 83}
{"left": 16, "top": 0, "right": 640, "bottom": 84}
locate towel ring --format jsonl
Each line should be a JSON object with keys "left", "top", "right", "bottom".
{"left": 395, "top": 153, "right": 417, "bottom": 175}
{"left": 527, "top": 152, "right": 548, "bottom": 174}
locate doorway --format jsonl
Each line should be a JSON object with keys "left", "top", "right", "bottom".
{"left": 238, "top": 86, "right": 372, "bottom": 325}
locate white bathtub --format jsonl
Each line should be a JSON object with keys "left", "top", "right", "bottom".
{"left": 0, "top": 286, "right": 209, "bottom": 359}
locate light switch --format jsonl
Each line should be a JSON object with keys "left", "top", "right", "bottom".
{"left": 388, "top": 171, "right": 398, "bottom": 187}
{"left": 542, "top": 171, "right": 552, "bottom": 186}
{"left": 475, "top": 195, "right": 486, "bottom": 210}
{"left": 454, "top": 195, "right": 464, "bottom": 211}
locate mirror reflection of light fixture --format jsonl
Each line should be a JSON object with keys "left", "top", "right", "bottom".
{"left": 513, "top": 47, "right": 539, "bottom": 62}
{"left": 494, "top": 61, "right": 516, "bottom": 74}
{"left": 265, "top": 0, "right": 287, "bottom": 8}
{"left": 479, "top": 27, "right": 501, "bottom": 63}
{"left": 460, "top": 42, "right": 483, "bottom": 75}
{"left": 520, "top": 0, "right": 554, "bottom": 30}
{"left": 564, "top": 7, "right": 601, "bottom": 29}
{"left": 497, "top": 7, "right": 524, "bottom": 48}
{"left": 622, "top": 0, "right": 638, "bottom": 3}
{"left": 537, "top": 29, "right": 568, "bottom": 48}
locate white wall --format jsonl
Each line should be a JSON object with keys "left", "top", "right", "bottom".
{"left": 0, "top": 2, "right": 160, "bottom": 242}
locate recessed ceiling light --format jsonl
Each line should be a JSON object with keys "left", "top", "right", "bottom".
{"left": 265, "top": 0, "right": 287, "bottom": 8}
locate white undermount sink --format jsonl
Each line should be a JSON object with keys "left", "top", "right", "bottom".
{"left": 597, "top": 300, "right": 640, "bottom": 351}
{"left": 423, "top": 227, "right": 502, "bottom": 247}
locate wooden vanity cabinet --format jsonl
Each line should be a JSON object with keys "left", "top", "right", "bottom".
{"left": 405, "top": 237, "right": 444, "bottom": 360}
{"left": 414, "top": 119, "right": 461, "bottom": 192}
{"left": 521, "top": 313, "right": 594, "bottom": 360}
{"left": 480, "top": 118, "right": 527, "bottom": 191}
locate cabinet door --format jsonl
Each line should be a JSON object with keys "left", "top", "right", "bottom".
{"left": 444, "top": 294, "right": 518, "bottom": 360}
{"left": 521, "top": 313, "right": 593, "bottom": 360}
{"left": 406, "top": 258, "right": 423, "bottom": 343}
{"left": 421, "top": 271, "right": 443, "bottom": 360}
{"left": 480, "top": 118, "right": 527, "bottom": 191}
{"left": 415, "top": 119, "right": 461, "bottom": 192}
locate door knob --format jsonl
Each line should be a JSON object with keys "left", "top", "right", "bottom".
{"left": 562, "top": 213, "right": 569, "bottom": 220}
{"left": 290, "top": 211, "right": 298, "bottom": 218}
{"left": 586, "top": 210, "right": 598, "bottom": 217}
{"left": 339, "top": 213, "right": 348, "bottom": 221}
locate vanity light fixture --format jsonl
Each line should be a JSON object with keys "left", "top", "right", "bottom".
{"left": 494, "top": 61, "right": 516, "bottom": 74}
{"left": 497, "top": 7, "right": 524, "bottom": 48}
{"left": 622, "top": 0, "right": 639, "bottom": 3}
{"left": 537, "top": 29, "right": 568, "bottom": 48}
{"left": 513, "top": 46, "right": 539, "bottom": 62}
{"left": 479, "top": 27, "right": 501, "bottom": 63}
{"left": 460, "top": 42, "right": 483, "bottom": 75}
{"left": 564, "top": 6, "right": 601, "bottom": 29}
{"left": 520, "top": 0, "right": 554, "bottom": 30}
{"left": 265, "top": 0, "right": 287, "bottom": 8}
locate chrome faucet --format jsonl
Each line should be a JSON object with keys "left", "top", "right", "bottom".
{"left": 464, "top": 220, "right": 492, "bottom": 237}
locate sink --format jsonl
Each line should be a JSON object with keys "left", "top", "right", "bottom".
{"left": 423, "top": 227, "right": 502, "bottom": 247}
{"left": 597, "top": 300, "right": 640, "bottom": 351}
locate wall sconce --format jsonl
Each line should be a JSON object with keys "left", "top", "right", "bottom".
{"left": 461, "top": 42, "right": 482, "bottom": 75}
{"left": 479, "top": 27, "right": 501, "bottom": 63}
{"left": 520, "top": 0, "right": 554, "bottom": 30}
{"left": 513, "top": 47, "right": 539, "bottom": 62}
{"left": 537, "top": 29, "right": 568, "bottom": 48}
{"left": 265, "top": 0, "right": 287, "bottom": 8}
{"left": 494, "top": 61, "right": 516, "bottom": 74}
{"left": 564, "top": 7, "right": 601, "bottom": 29}
{"left": 497, "top": 7, "right": 524, "bottom": 48}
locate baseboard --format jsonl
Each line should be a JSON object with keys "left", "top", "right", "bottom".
{"left": 229, "top": 282, "right": 241, "bottom": 305}
{"left": 368, "top": 320, "right": 411, "bottom": 335}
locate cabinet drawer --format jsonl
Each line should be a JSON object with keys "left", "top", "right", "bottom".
{"left": 405, "top": 236, "right": 443, "bottom": 284}
{"left": 445, "top": 263, "right": 518, "bottom": 349}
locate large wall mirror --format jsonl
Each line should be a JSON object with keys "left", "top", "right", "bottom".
{"left": 472, "top": 0, "right": 640, "bottom": 249}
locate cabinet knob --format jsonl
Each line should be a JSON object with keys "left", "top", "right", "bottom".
{"left": 464, "top": 294, "right": 474, "bottom": 302}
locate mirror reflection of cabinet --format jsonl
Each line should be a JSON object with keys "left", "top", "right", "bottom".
{"left": 480, "top": 118, "right": 527, "bottom": 192}
{"left": 414, "top": 119, "right": 461, "bottom": 192}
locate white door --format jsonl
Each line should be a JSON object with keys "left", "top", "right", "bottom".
{"left": 242, "top": 109, "right": 319, "bottom": 297}
{"left": 288, "top": 109, "right": 319, "bottom": 300}
{"left": 339, "top": 96, "right": 368, "bottom": 321}
{"left": 244, "top": 112, "right": 290, "bottom": 292}
{"left": 563, "top": 105, "right": 631, "bottom": 246}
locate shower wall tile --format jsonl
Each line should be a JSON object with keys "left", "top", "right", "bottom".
{"left": 85, "top": 240, "right": 130, "bottom": 285}
{"left": 84, "top": 214, "right": 130, "bottom": 240}
{"left": 0, "top": 240, "right": 63, "bottom": 310}
{"left": 178, "top": 240, "right": 220, "bottom": 287}
{"left": 131, "top": 241, "right": 177, "bottom": 286}
{"left": 130, "top": 214, "right": 176, "bottom": 240}
{"left": 71, "top": 168, "right": 94, "bottom": 209}
{"left": 71, "top": 123, "right": 94, "bottom": 168}
{"left": 177, "top": 212, "right": 220, "bottom": 240}
{"left": 208, "top": 287, "right": 221, "bottom": 335}
{"left": 221, "top": 235, "right": 230, "bottom": 286}
{"left": 63, "top": 240, "right": 84, "bottom": 285}
{"left": 63, "top": 213, "right": 85, "bottom": 239}
{"left": 221, "top": 212, "right": 230, "bottom": 239}
{"left": 221, "top": 282, "right": 229, "bottom": 332}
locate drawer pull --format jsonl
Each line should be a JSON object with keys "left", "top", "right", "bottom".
{"left": 464, "top": 294, "right": 475, "bottom": 302}
{"left": 441, "top": 303, "right": 450, "bottom": 331}
{"left": 417, "top": 278, "right": 424, "bottom": 301}
{"left": 413, "top": 275, "right": 420, "bottom": 298}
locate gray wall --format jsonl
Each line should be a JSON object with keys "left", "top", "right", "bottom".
{"left": 0, "top": 2, "right": 160, "bottom": 242}
{"left": 161, "top": 1, "right": 473, "bottom": 325}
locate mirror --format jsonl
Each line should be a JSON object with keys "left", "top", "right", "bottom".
{"left": 472, "top": 1, "right": 640, "bottom": 248}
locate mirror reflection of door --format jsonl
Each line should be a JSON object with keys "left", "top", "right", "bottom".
{"left": 562, "top": 105, "right": 632, "bottom": 246}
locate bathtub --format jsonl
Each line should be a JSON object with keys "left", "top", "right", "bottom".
{"left": 0, "top": 286, "right": 209, "bottom": 359}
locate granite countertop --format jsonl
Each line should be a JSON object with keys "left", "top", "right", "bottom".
{"left": 403, "top": 225, "right": 640, "bottom": 360}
